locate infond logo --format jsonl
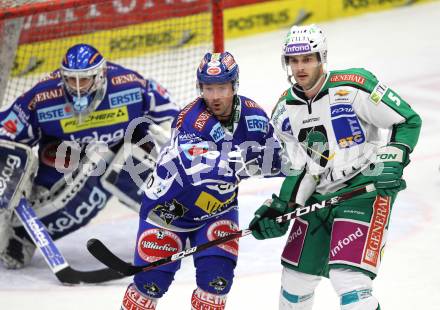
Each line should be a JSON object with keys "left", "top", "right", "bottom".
{"left": 284, "top": 43, "right": 311, "bottom": 55}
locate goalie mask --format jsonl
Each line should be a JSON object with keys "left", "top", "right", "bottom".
{"left": 61, "top": 44, "right": 107, "bottom": 122}
{"left": 197, "top": 52, "right": 239, "bottom": 95}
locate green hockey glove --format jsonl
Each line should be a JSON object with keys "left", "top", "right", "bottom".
{"left": 374, "top": 144, "right": 409, "bottom": 197}
{"left": 249, "top": 194, "right": 290, "bottom": 240}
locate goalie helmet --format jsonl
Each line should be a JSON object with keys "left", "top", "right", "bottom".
{"left": 60, "top": 44, "right": 107, "bottom": 121}
{"left": 282, "top": 24, "right": 328, "bottom": 69}
{"left": 197, "top": 52, "right": 239, "bottom": 94}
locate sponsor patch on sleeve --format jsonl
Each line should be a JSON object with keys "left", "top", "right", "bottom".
{"left": 0, "top": 112, "right": 25, "bottom": 138}
{"left": 369, "top": 82, "right": 388, "bottom": 105}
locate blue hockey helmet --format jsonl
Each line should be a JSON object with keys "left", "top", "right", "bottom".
{"left": 197, "top": 52, "right": 239, "bottom": 94}
{"left": 60, "top": 43, "right": 107, "bottom": 120}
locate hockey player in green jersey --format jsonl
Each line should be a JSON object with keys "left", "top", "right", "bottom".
{"left": 249, "top": 24, "right": 421, "bottom": 309}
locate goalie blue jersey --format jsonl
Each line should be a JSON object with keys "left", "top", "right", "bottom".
{"left": 142, "top": 95, "right": 281, "bottom": 231}
{"left": 0, "top": 62, "right": 179, "bottom": 188}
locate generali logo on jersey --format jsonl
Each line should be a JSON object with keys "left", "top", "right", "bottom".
{"left": 362, "top": 196, "right": 390, "bottom": 267}
{"left": 330, "top": 74, "right": 366, "bottom": 85}
{"left": 28, "top": 87, "right": 64, "bottom": 110}
{"left": 111, "top": 73, "right": 146, "bottom": 87}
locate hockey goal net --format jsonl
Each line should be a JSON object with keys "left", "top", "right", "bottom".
{"left": 0, "top": 0, "right": 224, "bottom": 109}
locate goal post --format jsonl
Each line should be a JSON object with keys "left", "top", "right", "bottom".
{"left": 0, "top": 0, "right": 225, "bottom": 109}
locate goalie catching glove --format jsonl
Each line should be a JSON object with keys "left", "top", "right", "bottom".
{"left": 374, "top": 144, "right": 409, "bottom": 197}
{"left": 249, "top": 194, "right": 290, "bottom": 240}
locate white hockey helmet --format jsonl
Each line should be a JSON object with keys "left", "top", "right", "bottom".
{"left": 282, "top": 24, "right": 327, "bottom": 69}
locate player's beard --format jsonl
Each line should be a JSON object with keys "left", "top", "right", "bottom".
{"left": 302, "top": 67, "right": 322, "bottom": 89}
{"left": 206, "top": 98, "right": 233, "bottom": 122}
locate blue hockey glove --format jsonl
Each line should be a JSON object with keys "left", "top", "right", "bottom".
{"left": 249, "top": 194, "right": 290, "bottom": 240}
{"left": 374, "top": 144, "right": 409, "bottom": 197}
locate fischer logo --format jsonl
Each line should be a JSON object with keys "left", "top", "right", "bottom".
{"left": 285, "top": 43, "right": 311, "bottom": 54}
{"left": 0, "top": 154, "right": 22, "bottom": 196}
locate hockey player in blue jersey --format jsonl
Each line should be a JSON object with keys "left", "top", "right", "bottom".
{"left": 120, "top": 51, "right": 283, "bottom": 310}
{"left": 0, "top": 43, "right": 179, "bottom": 269}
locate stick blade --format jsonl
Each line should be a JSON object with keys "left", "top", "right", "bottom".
{"left": 55, "top": 265, "right": 125, "bottom": 284}
{"left": 87, "top": 238, "right": 136, "bottom": 276}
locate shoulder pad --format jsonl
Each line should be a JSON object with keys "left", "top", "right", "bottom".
{"left": 271, "top": 88, "right": 291, "bottom": 116}
{"left": 277, "top": 89, "right": 289, "bottom": 103}
{"left": 108, "top": 63, "right": 147, "bottom": 88}
{"left": 327, "top": 68, "right": 378, "bottom": 92}
{"left": 174, "top": 98, "right": 201, "bottom": 130}
{"left": 240, "top": 96, "right": 264, "bottom": 111}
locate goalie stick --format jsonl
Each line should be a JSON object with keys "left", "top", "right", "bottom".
{"left": 14, "top": 198, "right": 124, "bottom": 284}
{"left": 87, "top": 184, "right": 375, "bottom": 277}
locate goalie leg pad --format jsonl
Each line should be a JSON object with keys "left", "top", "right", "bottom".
{"left": 13, "top": 183, "right": 111, "bottom": 241}
{"left": 195, "top": 256, "right": 235, "bottom": 295}
{"left": 121, "top": 283, "right": 157, "bottom": 310}
{"left": 191, "top": 287, "right": 227, "bottom": 310}
{"left": 0, "top": 140, "right": 37, "bottom": 211}
{"left": 0, "top": 213, "right": 35, "bottom": 269}
{"left": 12, "top": 143, "right": 114, "bottom": 240}
{"left": 279, "top": 267, "right": 321, "bottom": 310}
{"left": 330, "top": 268, "right": 379, "bottom": 310}
{"left": 133, "top": 270, "right": 176, "bottom": 298}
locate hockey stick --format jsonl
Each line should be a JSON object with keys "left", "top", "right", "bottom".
{"left": 87, "top": 184, "right": 376, "bottom": 277}
{"left": 14, "top": 198, "right": 125, "bottom": 284}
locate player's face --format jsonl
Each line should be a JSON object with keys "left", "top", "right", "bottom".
{"left": 65, "top": 76, "right": 94, "bottom": 96}
{"left": 202, "top": 82, "right": 234, "bottom": 121}
{"left": 288, "top": 53, "right": 323, "bottom": 90}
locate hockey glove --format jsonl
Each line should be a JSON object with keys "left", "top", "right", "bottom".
{"left": 374, "top": 144, "right": 409, "bottom": 197}
{"left": 249, "top": 194, "right": 290, "bottom": 240}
